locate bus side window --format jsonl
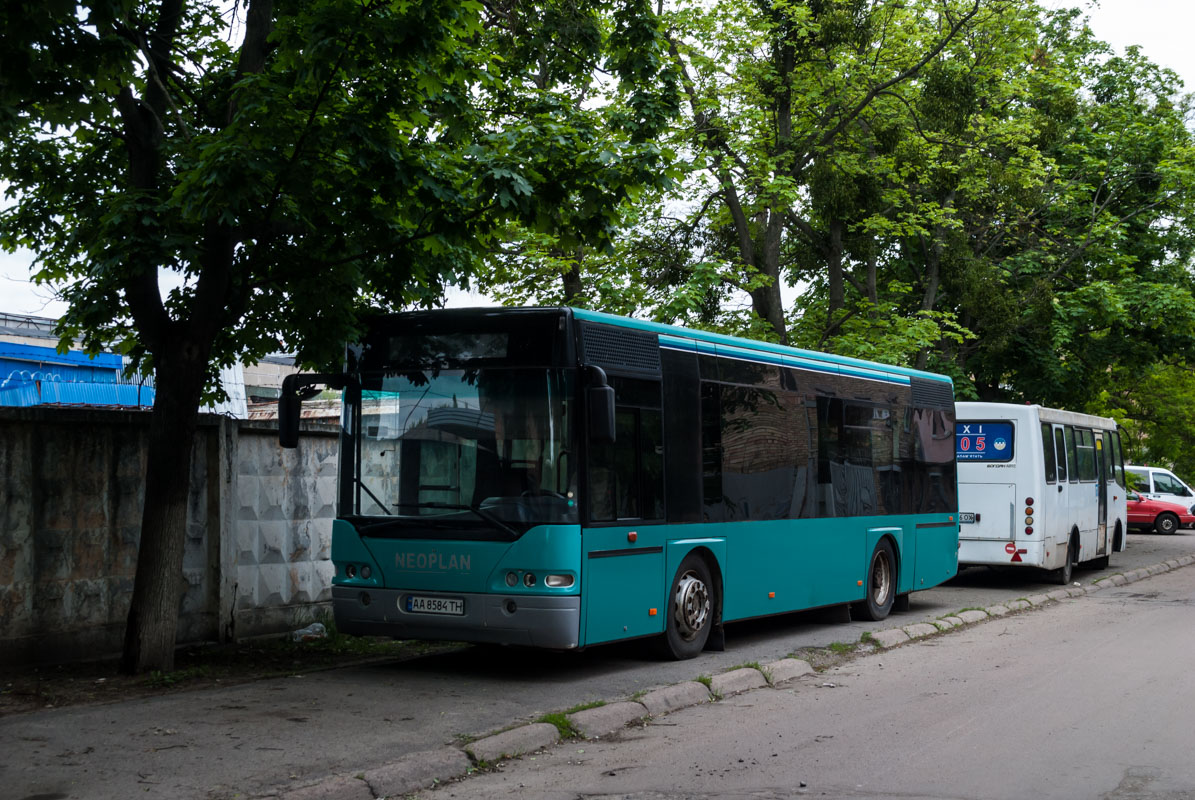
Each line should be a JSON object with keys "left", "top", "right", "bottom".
{"left": 1110, "top": 431, "right": 1126, "bottom": 488}
{"left": 1100, "top": 430, "right": 1114, "bottom": 483}
{"left": 1075, "top": 428, "right": 1096, "bottom": 481}
{"left": 1053, "top": 427, "right": 1068, "bottom": 483}
{"left": 587, "top": 378, "right": 664, "bottom": 522}
{"left": 1064, "top": 426, "right": 1078, "bottom": 484}
{"left": 1041, "top": 422, "right": 1056, "bottom": 483}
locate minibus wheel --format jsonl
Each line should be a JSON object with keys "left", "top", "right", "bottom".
{"left": 1050, "top": 537, "right": 1075, "bottom": 585}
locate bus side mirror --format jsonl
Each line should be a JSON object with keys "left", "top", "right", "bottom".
{"left": 589, "top": 385, "right": 616, "bottom": 443}
{"left": 279, "top": 375, "right": 302, "bottom": 448}
{"left": 279, "top": 372, "right": 355, "bottom": 449}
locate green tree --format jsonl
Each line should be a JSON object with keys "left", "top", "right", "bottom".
{"left": 0, "top": 0, "right": 677, "bottom": 672}
{"left": 936, "top": 13, "right": 1195, "bottom": 406}
{"left": 787, "top": 4, "right": 1195, "bottom": 402}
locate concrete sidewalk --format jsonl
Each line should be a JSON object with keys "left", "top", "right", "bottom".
{"left": 3, "top": 554, "right": 1191, "bottom": 800}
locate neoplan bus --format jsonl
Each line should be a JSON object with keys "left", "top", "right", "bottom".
{"left": 280, "top": 307, "right": 961, "bottom": 659}
{"left": 955, "top": 402, "right": 1128, "bottom": 584}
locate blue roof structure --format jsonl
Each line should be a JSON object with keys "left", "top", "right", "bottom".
{"left": 0, "top": 342, "right": 155, "bottom": 409}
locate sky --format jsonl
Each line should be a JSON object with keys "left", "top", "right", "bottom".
{"left": 1, "top": 0, "right": 1190, "bottom": 319}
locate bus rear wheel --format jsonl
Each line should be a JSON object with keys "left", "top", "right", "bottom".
{"left": 1050, "top": 538, "right": 1075, "bottom": 585}
{"left": 855, "top": 539, "right": 896, "bottom": 621}
{"left": 656, "top": 553, "right": 714, "bottom": 660}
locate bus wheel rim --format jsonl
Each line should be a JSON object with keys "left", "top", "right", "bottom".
{"left": 674, "top": 571, "right": 709, "bottom": 641}
{"left": 872, "top": 552, "right": 892, "bottom": 606}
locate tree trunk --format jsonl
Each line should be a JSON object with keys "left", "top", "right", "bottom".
{"left": 914, "top": 218, "right": 947, "bottom": 372}
{"left": 866, "top": 251, "right": 878, "bottom": 308}
{"left": 825, "top": 219, "right": 845, "bottom": 334}
{"left": 562, "top": 248, "right": 585, "bottom": 305}
{"left": 121, "top": 340, "right": 210, "bottom": 674}
{"left": 750, "top": 211, "right": 788, "bottom": 343}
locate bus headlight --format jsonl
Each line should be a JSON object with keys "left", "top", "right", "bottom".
{"left": 523, "top": 572, "right": 537, "bottom": 587}
{"left": 505, "top": 571, "right": 519, "bottom": 587}
{"left": 360, "top": 565, "right": 371, "bottom": 580}
{"left": 544, "top": 574, "right": 574, "bottom": 588}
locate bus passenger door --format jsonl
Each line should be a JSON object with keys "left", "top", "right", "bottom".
{"left": 1095, "top": 436, "right": 1108, "bottom": 554}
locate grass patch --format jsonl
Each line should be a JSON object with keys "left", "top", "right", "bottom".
{"left": 826, "top": 641, "right": 856, "bottom": 654}
{"left": 859, "top": 631, "right": 875, "bottom": 645}
{"left": 537, "top": 712, "right": 582, "bottom": 740}
{"left": 694, "top": 674, "right": 713, "bottom": 689}
{"left": 141, "top": 665, "right": 215, "bottom": 688}
{"left": 564, "top": 700, "right": 605, "bottom": 714}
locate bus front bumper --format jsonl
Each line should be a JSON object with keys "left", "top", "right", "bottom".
{"left": 332, "top": 586, "right": 581, "bottom": 649}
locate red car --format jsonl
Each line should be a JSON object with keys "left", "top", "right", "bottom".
{"left": 1127, "top": 491, "right": 1195, "bottom": 534}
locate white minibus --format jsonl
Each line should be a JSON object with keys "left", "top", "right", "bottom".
{"left": 955, "top": 402, "right": 1128, "bottom": 584}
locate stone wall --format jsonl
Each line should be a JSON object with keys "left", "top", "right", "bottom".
{"left": 0, "top": 407, "right": 339, "bottom": 666}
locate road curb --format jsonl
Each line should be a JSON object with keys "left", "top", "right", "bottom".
{"left": 466, "top": 722, "right": 560, "bottom": 764}
{"left": 569, "top": 701, "right": 650, "bottom": 739}
{"left": 866, "top": 556, "right": 1194, "bottom": 650}
{"left": 263, "top": 555, "right": 1192, "bottom": 799}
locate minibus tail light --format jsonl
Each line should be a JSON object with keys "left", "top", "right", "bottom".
{"left": 1025, "top": 497, "right": 1034, "bottom": 506}
{"left": 1025, "top": 526, "right": 1034, "bottom": 535}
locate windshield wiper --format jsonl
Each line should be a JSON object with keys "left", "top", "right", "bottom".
{"left": 392, "top": 502, "right": 522, "bottom": 540}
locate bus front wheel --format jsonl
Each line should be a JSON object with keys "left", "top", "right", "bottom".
{"left": 855, "top": 539, "right": 896, "bottom": 621}
{"left": 657, "top": 553, "right": 714, "bottom": 660}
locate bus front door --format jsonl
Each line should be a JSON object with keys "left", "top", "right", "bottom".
{"left": 1052, "top": 425, "right": 1073, "bottom": 566}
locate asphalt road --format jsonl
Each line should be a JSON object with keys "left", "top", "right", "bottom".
{"left": 420, "top": 553, "right": 1195, "bottom": 800}
{"left": 2, "top": 531, "right": 1192, "bottom": 800}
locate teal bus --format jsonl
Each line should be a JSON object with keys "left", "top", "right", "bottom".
{"left": 279, "top": 307, "right": 959, "bottom": 659}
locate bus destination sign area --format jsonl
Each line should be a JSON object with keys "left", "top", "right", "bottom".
{"left": 955, "top": 422, "right": 1014, "bottom": 462}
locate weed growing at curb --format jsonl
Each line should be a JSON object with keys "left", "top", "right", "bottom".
{"left": 564, "top": 700, "right": 605, "bottom": 714}
{"left": 537, "top": 712, "right": 582, "bottom": 740}
{"left": 694, "top": 674, "right": 712, "bottom": 689}
{"left": 142, "top": 665, "right": 214, "bottom": 688}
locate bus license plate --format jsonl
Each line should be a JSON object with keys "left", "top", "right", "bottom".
{"left": 959, "top": 512, "right": 976, "bottom": 523}
{"left": 405, "top": 595, "right": 465, "bottom": 616}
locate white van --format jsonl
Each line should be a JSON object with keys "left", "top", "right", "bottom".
{"left": 1125, "top": 465, "right": 1195, "bottom": 508}
{"left": 955, "top": 402, "right": 1129, "bottom": 584}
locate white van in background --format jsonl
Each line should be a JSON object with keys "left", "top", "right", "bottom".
{"left": 955, "top": 402, "right": 1129, "bottom": 584}
{"left": 1125, "top": 465, "right": 1195, "bottom": 511}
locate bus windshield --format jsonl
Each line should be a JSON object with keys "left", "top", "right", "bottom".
{"left": 349, "top": 367, "right": 577, "bottom": 531}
